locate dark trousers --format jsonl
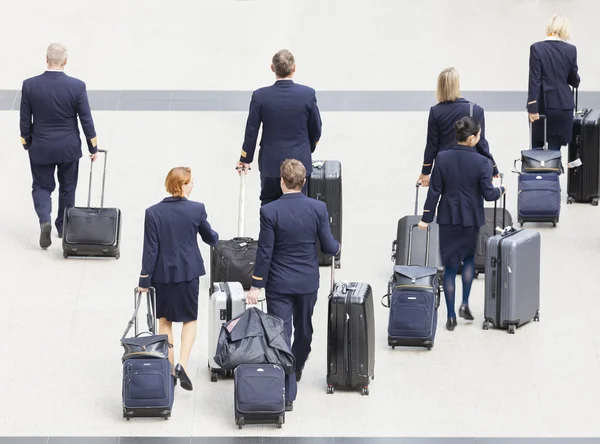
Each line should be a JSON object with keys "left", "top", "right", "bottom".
{"left": 260, "top": 176, "right": 309, "bottom": 206}
{"left": 266, "top": 290, "right": 319, "bottom": 402}
{"left": 29, "top": 159, "right": 79, "bottom": 231}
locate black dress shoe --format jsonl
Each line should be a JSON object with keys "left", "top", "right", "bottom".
{"left": 175, "top": 364, "right": 193, "bottom": 391}
{"left": 56, "top": 225, "right": 63, "bottom": 238}
{"left": 285, "top": 401, "right": 293, "bottom": 412}
{"left": 446, "top": 318, "right": 457, "bottom": 331}
{"left": 39, "top": 222, "right": 52, "bottom": 249}
{"left": 459, "top": 305, "right": 474, "bottom": 321}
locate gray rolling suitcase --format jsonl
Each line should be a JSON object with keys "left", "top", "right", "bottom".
{"left": 392, "top": 183, "right": 443, "bottom": 279}
{"left": 483, "top": 226, "right": 541, "bottom": 334}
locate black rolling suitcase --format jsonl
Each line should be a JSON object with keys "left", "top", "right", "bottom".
{"left": 326, "top": 261, "right": 375, "bottom": 396}
{"left": 62, "top": 149, "right": 122, "bottom": 259}
{"left": 309, "top": 160, "right": 342, "bottom": 267}
{"left": 210, "top": 173, "right": 257, "bottom": 290}
{"left": 567, "top": 89, "right": 600, "bottom": 206}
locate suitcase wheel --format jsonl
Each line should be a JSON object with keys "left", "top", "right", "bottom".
{"left": 277, "top": 416, "right": 284, "bottom": 428}
{"left": 593, "top": 197, "right": 599, "bottom": 206}
{"left": 567, "top": 196, "right": 574, "bottom": 204}
{"left": 210, "top": 371, "right": 218, "bottom": 382}
{"left": 116, "top": 253, "right": 120, "bottom": 260}
{"left": 237, "top": 417, "right": 244, "bottom": 429}
{"left": 327, "top": 385, "right": 334, "bottom": 395}
{"left": 482, "top": 320, "right": 491, "bottom": 330}
{"left": 361, "top": 386, "right": 370, "bottom": 396}
{"left": 508, "top": 324, "right": 516, "bottom": 334}
{"left": 63, "top": 252, "right": 68, "bottom": 259}
{"left": 534, "top": 310, "right": 540, "bottom": 322}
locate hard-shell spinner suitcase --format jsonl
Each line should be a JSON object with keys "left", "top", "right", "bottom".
{"left": 391, "top": 183, "right": 443, "bottom": 279}
{"left": 309, "top": 160, "right": 342, "bottom": 267}
{"left": 210, "top": 171, "right": 257, "bottom": 290}
{"left": 62, "top": 149, "right": 122, "bottom": 259}
{"left": 234, "top": 363, "right": 286, "bottom": 429}
{"left": 383, "top": 224, "right": 440, "bottom": 350}
{"left": 207, "top": 281, "right": 265, "bottom": 381}
{"left": 122, "top": 287, "right": 174, "bottom": 420}
{"left": 326, "top": 262, "right": 375, "bottom": 396}
{"left": 567, "top": 89, "right": 600, "bottom": 206}
{"left": 483, "top": 227, "right": 541, "bottom": 334}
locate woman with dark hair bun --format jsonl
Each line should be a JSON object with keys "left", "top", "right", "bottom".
{"left": 418, "top": 116, "right": 506, "bottom": 331}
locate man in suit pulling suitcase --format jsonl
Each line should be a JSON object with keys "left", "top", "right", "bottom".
{"left": 246, "top": 159, "right": 340, "bottom": 411}
{"left": 19, "top": 43, "right": 99, "bottom": 249}
{"left": 236, "top": 49, "right": 322, "bottom": 206}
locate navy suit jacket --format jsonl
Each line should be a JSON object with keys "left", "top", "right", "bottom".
{"left": 19, "top": 71, "right": 98, "bottom": 165}
{"left": 240, "top": 80, "right": 322, "bottom": 178}
{"left": 251, "top": 192, "right": 340, "bottom": 294}
{"left": 139, "top": 197, "right": 219, "bottom": 288}
{"left": 422, "top": 98, "right": 497, "bottom": 177}
{"left": 527, "top": 40, "right": 580, "bottom": 114}
{"left": 421, "top": 146, "right": 503, "bottom": 228}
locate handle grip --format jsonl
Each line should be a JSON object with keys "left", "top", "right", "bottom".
{"left": 529, "top": 115, "right": 547, "bottom": 151}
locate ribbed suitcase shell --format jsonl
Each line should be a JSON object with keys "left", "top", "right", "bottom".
{"left": 567, "top": 109, "right": 600, "bottom": 205}
{"left": 326, "top": 282, "right": 375, "bottom": 395}
{"left": 234, "top": 364, "right": 285, "bottom": 428}
{"left": 483, "top": 229, "right": 541, "bottom": 334}
{"left": 309, "top": 160, "right": 342, "bottom": 267}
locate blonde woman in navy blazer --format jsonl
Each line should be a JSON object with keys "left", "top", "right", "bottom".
{"left": 419, "top": 117, "right": 505, "bottom": 331}
{"left": 137, "top": 167, "right": 219, "bottom": 391}
{"left": 527, "top": 14, "right": 580, "bottom": 150}
{"left": 419, "top": 67, "right": 498, "bottom": 187}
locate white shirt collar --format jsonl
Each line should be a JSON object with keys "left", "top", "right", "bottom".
{"left": 544, "top": 35, "right": 561, "bottom": 41}
{"left": 46, "top": 69, "right": 64, "bottom": 72}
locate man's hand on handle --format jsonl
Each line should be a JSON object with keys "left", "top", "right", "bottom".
{"left": 529, "top": 113, "right": 540, "bottom": 123}
{"left": 246, "top": 287, "right": 260, "bottom": 305}
{"left": 137, "top": 287, "right": 149, "bottom": 293}
{"left": 418, "top": 174, "right": 430, "bottom": 187}
{"left": 90, "top": 153, "right": 98, "bottom": 162}
{"left": 236, "top": 162, "right": 251, "bottom": 175}
{"left": 418, "top": 221, "right": 429, "bottom": 230}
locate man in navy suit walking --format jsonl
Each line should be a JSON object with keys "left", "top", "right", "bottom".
{"left": 236, "top": 49, "right": 322, "bottom": 206}
{"left": 246, "top": 159, "right": 340, "bottom": 411}
{"left": 19, "top": 43, "right": 99, "bottom": 249}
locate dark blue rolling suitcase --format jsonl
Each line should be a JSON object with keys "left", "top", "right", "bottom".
{"left": 121, "top": 288, "right": 174, "bottom": 420}
{"left": 383, "top": 225, "right": 441, "bottom": 350}
{"left": 234, "top": 364, "right": 286, "bottom": 429}
{"left": 517, "top": 173, "right": 561, "bottom": 226}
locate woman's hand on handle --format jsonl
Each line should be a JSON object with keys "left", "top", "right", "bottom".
{"left": 529, "top": 113, "right": 540, "bottom": 123}
{"left": 418, "top": 221, "right": 429, "bottom": 230}
{"left": 418, "top": 174, "right": 430, "bottom": 187}
{"left": 137, "top": 287, "right": 149, "bottom": 293}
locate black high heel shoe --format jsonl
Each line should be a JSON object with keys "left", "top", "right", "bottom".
{"left": 446, "top": 318, "right": 457, "bottom": 331}
{"left": 459, "top": 304, "right": 474, "bottom": 321}
{"left": 175, "top": 363, "right": 193, "bottom": 391}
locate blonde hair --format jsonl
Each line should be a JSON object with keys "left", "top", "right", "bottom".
{"left": 272, "top": 49, "right": 295, "bottom": 78}
{"left": 165, "top": 167, "right": 192, "bottom": 197}
{"left": 546, "top": 14, "right": 571, "bottom": 41}
{"left": 280, "top": 159, "right": 306, "bottom": 190}
{"left": 436, "top": 67, "right": 460, "bottom": 103}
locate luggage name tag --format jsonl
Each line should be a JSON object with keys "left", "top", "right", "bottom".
{"left": 541, "top": 160, "right": 545, "bottom": 167}
{"left": 238, "top": 242, "right": 248, "bottom": 247}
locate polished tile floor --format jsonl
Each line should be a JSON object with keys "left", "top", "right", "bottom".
{"left": 1, "top": 110, "right": 599, "bottom": 438}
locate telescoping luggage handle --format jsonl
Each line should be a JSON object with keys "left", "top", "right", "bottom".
{"left": 121, "top": 287, "right": 157, "bottom": 340}
{"left": 492, "top": 173, "right": 507, "bottom": 232}
{"left": 87, "top": 149, "right": 108, "bottom": 208}
{"left": 528, "top": 114, "right": 547, "bottom": 150}
{"left": 238, "top": 168, "right": 246, "bottom": 237}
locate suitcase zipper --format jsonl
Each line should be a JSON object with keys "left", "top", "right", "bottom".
{"left": 393, "top": 284, "right": 433, "bottom": 290}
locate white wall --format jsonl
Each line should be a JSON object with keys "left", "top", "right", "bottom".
{"left": 1, "top": 0, "right": 597, "bottom": 91}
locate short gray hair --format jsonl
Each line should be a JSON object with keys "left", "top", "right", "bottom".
{"left": 272, "top": 49, "right": 295, "bottom": 78}
{"left": 46, "top": 43, "right": 68, "bottom": 66}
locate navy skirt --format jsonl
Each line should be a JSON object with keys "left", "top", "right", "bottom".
{"left": 439, "top": 225, "right": 479, "bottom": 268}
{"left": 152, "top": 278, "right": 200, "bottom": 322}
